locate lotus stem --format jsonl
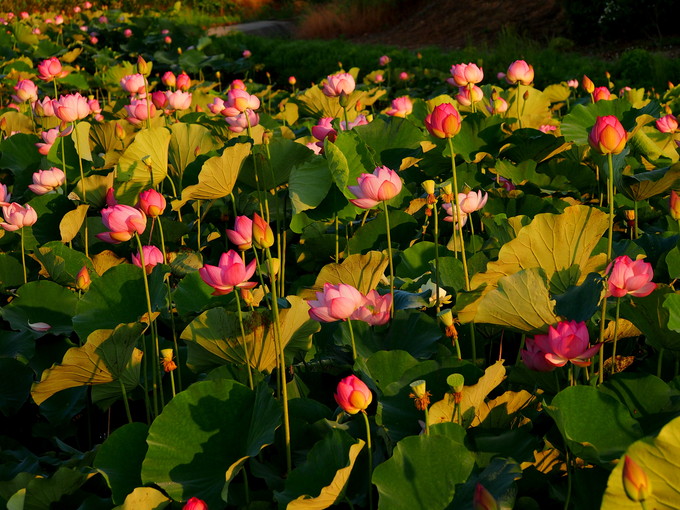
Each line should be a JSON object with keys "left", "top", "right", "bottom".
{"left": 606, "top": 152, "right": 615, "bottom": 263}
{"left": 335, "top": 214, "right": 340, "bottom": 264}
{"left": 73, "top": 122, "right": 89, "bottom": 258}
{"left": 382, "top": 200, "right": 395, "bottom": 318}
{"left": 633, "top": 200, "right": 639, "bottom": 239}
{"left": 233, "top": 289, "right": 254, "bottom": 389}
{"left": 564, "top": 451, "right": 572, "bottom": 510}
{"left": 433, "top": 202, "right": 440, "bottom": 311}
{"left": 347, "top": 318, "right": 357, "bottom": 362}
{"left": 657, "top": 348, "right": 664, "bottom": 379}
{"left": 610, "top": 297, "right": 622, "bottom": 375}
{"left": 20, "top": 227, "right": 27, "bottom": 284}
{"left": 361, "top": 410, "right": 374, "bottom": 510}
{"left": 119, "top": 378, "right": 133, "bottom": 424}
{"left": 196, "top": 200, "right": 201, "bottom": 252}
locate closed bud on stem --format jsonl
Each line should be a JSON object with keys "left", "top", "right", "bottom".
{"left": 339, "top": 91, "right": 349, "bottom": 108}
{"left": 114, "top": 122, "right": 125, "bottom": 140}
{"left": 622, "top": 455, "right": 652, "bottom": 503}
{"left": 137, "top": 55, "right": 149, "bottom": 76}
{"left": 76, "top": 266, "right": 91, "bottom": 291}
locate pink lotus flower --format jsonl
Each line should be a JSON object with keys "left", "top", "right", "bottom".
{"left": 37, "top": 57, "right": 68, "bottom": 82}
{"left": 398, "top": 71, "right": 409, "bottom": 81}
{"left": 348, "top": 166, "right": 403, "bottom": 209}
{"left": 520, "top": 337, "right": 555, "bottom": 372}
{"left": 506, "top": 60, "right": 534, "bottom": 85}
{"left": 137, "top": 189, "right": 166, "bottom": 217}
{"left": 450, "top": 63, "right": 484, "bottom": 87}
{"left": 28, "top": 167, "right": 65, "bottom": 195}
{"left": 125, "top": 99, "right": 156, "bottom": 125}
{"left": 0, "top": 184, "right": 11, "bottom": 207}
{"left": 589, "top": 115, "right": 627, "bottom": 155}
{"left": 120, "top": 74, "right": 146, "bottom": 95}
{"left": 1, "top": 203, "right": 38, "bottom": 231}
{"left": 162, "top": 71, "right": 176, "bottom": 88}
{"left": 386, "top": 96, "right": 413, "bottom": 118}
{"left": 322, "top": 72, "right": 356, "bottom": 98}
{"left": 164, "top": 36, "right": 172, "bottom": 44}
{"left": 53, "top": 93, "right": 91, "bottom": 123}
{"left": 230, "top": 79, "right": 246, "bottom": 91}
{"left": 458, "top": 190, "right": 488, "bottom": 214}
{"left": 105, "top": 187, "right": 118, "bottom": 207}
{"left": 151, "top": 91, "right": 168, "bottom": 110}
{"left": 288, "top": 76, "right": 296, "bottom": 85}
{"left": 593, "top": 86, "right": 612, "bottom": 102}
{"left": 222, "top": 89, "right": 260, "bottom": 116}
{"left": 123, "top": 28, "right": 132, "bottom": 38}
{"left": 535, "top": 320, "right": 600, "bottom": 368}
{"left": 207, "top": 97, "right": 225, "bottom": 115}
{"left": 224, "top": 111, "right": 259, "bottom": 133}
{"left": 567, "top": 79, "right": 579, "bottom": 88}
{"left": 424, "top": 103, "right": 461, "bottom": 139}
{"left": 340, "top": 114, "right": 369, "bottom": 131}
{"left": 96, "top": 204, "right": 147, "bottom": 243}
{"left": 12, "top": 80, "right": 38, "bottom": 103}
{"left": 166, "top": 90, "right": 192, "bottom": 111}
{"left": 308, "top": 283, "right": 365, "bottom": 322}
{"left": 539, "top": 124, "right": 558, "bottom": 133}
{"left": 442, "top": 202, "right": 468, "bottom": 226}
{"left": 176, "top": 72, "right": 191, "bottom": 91}
{"left": 606, "top": 255, "right": 656, "bottom": 298}
{"left": 473, "top": 483, "right": 498, "bottom": 510}
{"left": 311, "top": 117, "right": 337, "bottom": 143}
{"left": 335, "top": 375, "right": 372, "bottom": 414}
{"left": 183, "top": 497, "right": 208, "bottom": 510}
{"left": 132, "top": 245, "right": 164, "bottom": 274}
{"left": 379, "top": 55, "right": 391, "bottom": 66}
{"left": 83, "top": 2, "right": 93, "bottom": 9}
{"left": 350, "top": 290, "right": 392, "bottom": 326}
{"left": 36, "top": 128, "right": 60, "bottom": 156}
{"left": 374, "top": 73, "right": 384, "bottom": 83}
{"left": 455, "top": 85, "right": 484, "bottom": 106}
{"left": 656, "top": 114, "right": 678, "bottom": 133}
{"left": 487, "top": 95, "right": 508, "bottom": 114}
{"left": 242, "top": 49, "right": 252, "bottom": 58}
{"left": 226, "top": 215, "right": 253, "bottom": 250}
{"left": 198, "top": 250, "right": 257, "bottom": 295}
{"left": 33, "top": 96, "right": 55, "bottom": 117}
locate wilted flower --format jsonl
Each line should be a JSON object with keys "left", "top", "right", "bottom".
{"left": 335, "top": 375, "right": 372, "bottom": 414}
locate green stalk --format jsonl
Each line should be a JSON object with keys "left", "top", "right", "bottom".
{"left": 433, "top": 203, "right": 440, "bottom": 311}
{"left": 467, "top": 83, "right": 476, "bottom": 114}
{"left": 20, "top": 227, "right": 27, "bottom": 283}
{"left": 633, "top": 200, "right": 639, "bottom": 239}
{"left": 347, "top": 318, "right": 357, "bottom": 362}
{"left": 597, "top": 286, "right": 608, "bottom": 384}
{"left": 361, "top": 411, "right": 374, "bottom": 510}
{"left": 611, "top": 297, "right": 622, "bottom": 375}
{"left": 423, "top": 406, "right": 430, "bottom": 435}
{"left": 246, "top": 114, "right": 267, "bottom": 220}
{"left": 233, "top": 289, "right": 254, "bottom": 389}
{"left": 382, "top": 201, "right": 395, "bottom": 318}
{"left": 564, "top": 451, "right": 572, "bottom": 510}
{"left": 73, "top": 122, "right": 89, "bottom": 258}
{"left": 335, "top": 214, "right": 340, "bottom": 264}
{"left": 265, "top": 246, "right": 291, "bottom": 474}
{"left": 657, "top": 348, "right": 664, "bottom": 379}
{"left": 119, "top": 378, "right": 133, "bottom": 424}
{"left": 606, "top": 152, "right": 615, "bottom": 262}
{"left": 196, "top": 200, "right": 201, "bottom": 252}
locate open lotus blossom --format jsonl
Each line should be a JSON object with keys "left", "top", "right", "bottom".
{"left": 198, "top": 250, "right": 257, "bottom": 295}
{"left": 120, "top": 73, "right": 146, "bottom": 95}
{"left": 125, "top": 99, "right": 156, "bottom": 125}
{"left": 224, "top": 111, "right": 260, "bottom": 133}
{"left": 308, "top": 283, "right": 365, "bottom": 322}
{"left": 589, "top": 115, "right": 627, "bottom": 155}
{"left": 505, "top": 60, "right": 534, "bottom": 85}
{"left": 520, "top": 337, "right": 556, "bottom": 372}
{"left": 539, "top": 124, "right": 558, "bottom": 133}
{"left": 176, "top": 72, "right": 191, "bottom": 91}
{"left": 386, "top": 96, "right": 413, "bottom": 118}
{"left": 35, "top": 127, "right": 60, "bottom": 155}
{"left": 340, "top": 114, "right": 369, "bottom": 131}
{"left": 166, "top": 90, "right": 192, "bottom": 110}
{"left": 33, "top": 96, "right": 56, "bottom": 117}
{"left": 458, "top": 190, "right": 488, "bottom": 214}
{"left": 656, "top": 114, "right": 678, "bottom": 133}
{"left": 28, "top": 167, "right": 65, "bottom": 195}
{"left": 348, "top": 166, "right": 403, "bottom": 209}
{"left": 0, "top": 184, "right": 11, "bottom": 206}
{"left": 222, "top": 88, "right": 260, "bottom": 116}
{"left": 53, "top": 93, "right": 91, "bottom": 122}
{"left": 606, "top": 255, "right": 656, "bottom": 298}
{"left": 226, "top": 215, "right": 253, "bottom": 250}
{"left": 442, "top": 202, "right": 468, "bottom": 226}
{"left": 311, "top": 117, "right": 337, "bottom": 143}
{"left": 37, "top": 57, "right": 68, "bottom": 81}
{"left": 350, "top": 290, "right": 392, "bottom": 326}
{"left": 593, "top": 86, "right": 612, "bottom": 102}
{"left": 137, "top": 189, "right": 166, "bottom": 217}
{"left": 449, "top": 62, "right": 484, "bottom": 87}
{"left": 96, "top": 204, "right": 146, "bottom": 243}
{"left": 567, "top": 79, "right": 579, "bottom": 88}
{"left": 132, "top": 245, "right": 164, "bottom": 274}
{"left": 424, "top": 102, "right": 461, "bottom": 138}
{"left": 455, "top": 85, "right": 484, "bottom": 106}
{"left": 12, "top": 79, "right": 38, "bottom": 103}
{"left": 322, "top": 72, "right": 356, "bottom": 98}
{"left": 1, "top": 203, "right": 38, "bottom": 231}
{"left": 335, "top": 375, "right": 372, "bottom": 414}
{"left": 183, "top": 497, "right": 208, "bottom": 510}
{"left": 533, "top": 320, "right": 600, "bottom": 367}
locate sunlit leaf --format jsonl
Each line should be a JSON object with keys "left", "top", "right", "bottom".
{"left": 115, "top": 127, "right": 171, "bottom": 203}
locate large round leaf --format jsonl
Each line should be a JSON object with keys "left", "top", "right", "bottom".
{"left": 0, "top": 358, "right": 33, "bottom": 416}
{"left": 34, "top": 241, "right": 97, "bottom": 288}
{"left": 168, "top": 123, "right": 218, "bottom": 180}
{"left": 372, "top": 433, "right": 474, "bottom": 510}
{"left": 141, "top": 380, "right": 281, "bottom": 508}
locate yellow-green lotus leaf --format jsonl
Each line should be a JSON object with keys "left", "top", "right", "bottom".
{"left": 601, "top": 415, "right": 680, "bottom": 510}
{"left": 60, "top": 204, "right": 89, "bottom": 243}
{"left": 505, "top": 85, "right": 552, "bottom": 129}
{"left": 113, "top": 487, "right": 170, "bottom": 510}
{"left": 296, "top": 83, "right": 383, "bottom": 121}
{"left": 116, "top": 127, "right": 171, "bottom": 200}
{"left": 71, "top": 121, "right": 92, "bottom": 161}
{"left": 168, "top": 123, "right": 218, "bottom": 179}
{"left": 543, "top": 83, "right": 571, "bottom": 104}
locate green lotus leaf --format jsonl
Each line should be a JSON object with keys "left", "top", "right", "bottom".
{"left": 620, "top": 285, "right": 680, "bottom": 352}
{"left": 0, "top": 358, "right": 33, "bottom": 416}
{"left": 141, "top": 380, "right": 281, "bottom": 508}
{"left": 239, "top": 137, "right": 315, "bottom": 190}
{"left": 505, "top": 85, "right": 552, "bottom": 129}
{"left": 601, "top": 415, "right": 680, "bottom": 510}
{"left": 112, "top": 487, "right": 170, "bottom": 510}
{"left": 168, "top": 122, "right": 218, "bottom": 180}
{"left": 6, "top": 467, "right": 91, "bottom": 510}
{"left": 289, "top": 156, "right": 333, "bottom": 215}
{"left": 617, "top": 163, "right": 680, "bottom": 202}
{"left": 71, "top": 121, "right": 92, "bottom": 162}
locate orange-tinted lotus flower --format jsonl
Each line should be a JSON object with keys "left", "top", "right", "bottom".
{"left": 450, "top": 63, "right": 484, "bottom": 87}
{"left": 335, "top": 375, "right": 372, "bottom": 414}
{"left": 656, "top": 114, "right": 678, "bottom": 133}
{"left": 176, "top": 72, "right": 191, "bottom": 91}
{"left": 1, "top": 203, "right": 38, "bottom": 231}
{"left": 252, "top": 213, "right": 274, "bottom": 249}
{"left": 473, "top": 483, "right": 498, "bottom": 510}
{"left": 138, "top": 189, "right": 166, "bottom": 217}
{"left": 132, "top": 245, "right": 164, "bottom": 274}
{"left": 308, "top": 283, "right": 365, "bottom": 323}
{"left": 183, "top": 497, "right": 208, "bottom": 510}
{"left": 96, "top": 204, "right": 147, "bottom": 244}
{"left": 386, "top": 96, "right": 413, "bottom": 118}
{"left": 505, "top": 60, "right": 534, "bottom": 85}
{"left": 162, "top": 71, "right": 176, "bottom": 88}
{"left": 455, "top": 85, "right": 484, "bottom": 106}
{"left": 198, "top": 250, "right": 257, "bottom": 295}
{"left": 588, "top": 115, "right": 627, "bottom": 155}
{"left": 12, "top": 79, "right": 38, "bottom": 103}
{"left": 424, "top": 103, "right": 461, "bottom": 139}
{"left": 670, "top": 190, "right": 680, "bottom": 220}
{"left": 348, "top": 166, "right": 403, "bottom": 209}
{"left": 622, "top": 455, "right": 652, "bottom": 502}
{"left": 322, "top": 72, "right": 356, "bottom": 98}
{"left": 226, "top": 215, "right": 253, "bottom": 250}
{"left": 223, "top": 88, "right": 260, "bottom": 116}
{"left": 582, "top": 75, "right": 595, "bottom": 94}
{"left": 593, "top": 86, "right": 612, "bottom": 102}
{"left": 76, "top": 266, "right": 91, "bottom": 291}
{"left": 53, "top": 93, "right": 91, "bottom": 123}
{"left": 458, "top": 190, "right": 488, "bottom": 214}
{"left": 606, "top": 255, "right": 656, "bottom": 298}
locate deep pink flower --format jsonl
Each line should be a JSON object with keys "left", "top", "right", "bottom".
{"left": 537, "top": 321, "right": 600, "bottom": 368}
{"left": 450, "top": 63, "right": 484, "bottom": 87}
{"left": 473, "top": 483, "right": 498, "bottom": 510}
{"left": 588, "top": 115, "right": 627, "bottom": 155}
{"left": 520, "top": 336, "right": 555, "bottom": 372}
{"left": 386, "top": 96, "right": 413, "bottom": 118}
{"left": 123, "top": 28, "right": 132, "bottom": 38}
{"left": 37, "top": 57, "right": 68, "bottom": 81}
{"left": 322, "top": 72, "right": 355, "bottom": 98}
{"left": 28, "top": 167, "right": 65, "bottom": 195}
{"left": 506, "top": 60, "right": 534, "bottom": 85}
{"left": 311, "top": 117, "right": 337, "bottom": 143}
{"left": 137, "top": 189, "right": 166, "bottom": 217}
{"left": 53, "top": 93, "right": 90, "bottom": 122}
{"left": 348, "top": 166, "right": 403, "bottom": 209}
{"left": 230, "top": 79, "right": 246, "bottom": 91}
{"left": 96, "top": 204, "right": 147, "bottom": 243}
{"left": 350, "top": 290, "right": 392, "bottom": 326}
{"left": 606, "top": 255, "right": 656, "bottom": 298}
{"left": 132, "top": 245, "right": 164, "bottom": 274}
{"left": 198, "top": 250, "right": 257, "bottom": 295}
{"left": 176, "top": 72, "right": 191, "bottom": 91}
{"left": 379, "top": 55, "right": 391, "bottom": 66}
{"left": 226, "top": 215, "right": 253, "bottom": 251}
{"left": 308, "top": 283, "right": 365, "bottom": 322}
{"left": 424, "top": 103, "right": 461, "bottom": 139}
{"left": 656, "top": 114, "right": 678, "bottom": 134}
{"left": 242, "top": 49, "right": 252, "bottom": 58}
{"left": 151, "top": 91, "right": 168, "bottom": 110}
{"left": 335, "top": 375, "right": 372, "bottom": 414}
{"left": 1, "top": 203, "right": 37, "bottom": 231}
{"left": 593, "top": 86, "right": 612, "bottom": 102}
{"left": 183, "top": 497, "right": 208, "bottom": 510}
